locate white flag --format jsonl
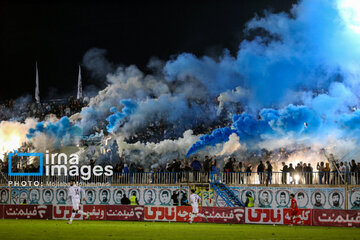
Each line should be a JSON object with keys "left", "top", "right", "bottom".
{"left": 35, "top": 61, "right": 40, "bottom": 103}
{"left": 77, "top": 65, "right": 83, "bottom": 99}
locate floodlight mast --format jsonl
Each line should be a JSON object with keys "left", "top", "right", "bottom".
{"left": 320, "top": 148, "right": 345, "bottom": 184}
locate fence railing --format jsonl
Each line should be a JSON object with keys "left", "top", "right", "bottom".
{"left": 0, "top": 171, "right": 359, "bottom": 185}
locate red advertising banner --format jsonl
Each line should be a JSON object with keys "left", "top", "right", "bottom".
{"left": 0, "top": 205, "right": 3, "bottom": 219}
{"left": 3, "top": 205, "right": 52, "bottom": 219}
{"left": 312, "top": 209, "right": 360, "bottom": 227}
{"left": 176, "top": 206, "right": 201, "bottom": 222}
{"left": 4, "top": 203, "right": 360, "bottom": 229}
{"left": 283, "top": 208, "right": 312, "bottom": 225}
{"left": 106, "top": 205, "right": 144, "bottom": 221}
{"left": 245, "top": 208, "right": 283, "bottom": 224}
{"left": 202, "top": 207, "right": 245, "bottom": 224}
{"left": 53, "top": 205, "right": 83, "bottom": 220}
{"left": 144, "top": 206, "right": 177, "bottom": 221}
{"left": 84, "top": 205, "right": 107, "bottom": 220}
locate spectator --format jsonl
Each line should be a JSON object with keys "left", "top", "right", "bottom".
{"left": 288, "top": 163, "right": 295, "bottom": 184}
{"left": 339, "top": 162, "right": 346, "bottom": 184}
{"left": 246, "top": 164, "right": 252, "bottom": 184}
{"left": 203, "top": 156, "right": 211, "bottom": 173}
{"left": 130, "top": 192, "right": 139, "bottom": 205}
{"left": 244, "top": 191, "right": 254, "bottom": 207}
{"left": 224, "top": 158, "right": 234, "bottom": 183}
{"left": 304, "top": 163, "right": 313, "bottom": 184}
{"left": 257, "top": 161, "right": 265, "bottom": 184}
{"left": 181, "top": 193, "right": 189, "bottom": 206}
{"left": 190, "top": 157, "right": 202, "bottom": 182}
{"left": 281, "top": 162, "right": 288, "bottom": 184}
{"left": 323, "top": 162, "right": 330, "bottom": 184}
{"left": 295, "top": 163, "right": 302, "bottom": 184}
{"left": 330, "top": 161, "right": 338, "bottom": 185}
{"left": 190, "top": 157, "right": 202, "bottom": 171}
{"left": 345, "top": 162, "right": 350, "bottom": 183}
{"left": 137, "top": 165, "right": 144, "bottom": 173}
{"left": 121, "top": 194, "right": 130, "bottom": 205}
{"left": 123, "top": 164, "right": 129, "bottom": 173}
{"left": 184, "top": 161, "right": 192, "bottom": 172}
{"left": 238, "top": 161, "right": 245, "bottom": 184}
{"left": 317, "top": 162, "right": 325, "bottom": 184}
{"left": 166, "top": 162, "right": 172, "bottom": 172}
{"left": 122, "top": 164, "right": 129, "bottom": 183}
{"left": 172, "top": 159, "right": 181, "bottom": 172}
{"left": 266, "top": 161, "right": 272, "bottom": 186}
{"left": 350, "top": 159, "right": 357, "bottom": 184}
{"left": 210, "top": 160, "right": 219, "bottom": 182}
{"left": 171, "top": 191, "right": 179, "bottom": 206}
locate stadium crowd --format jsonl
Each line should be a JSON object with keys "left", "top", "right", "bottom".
{"left": 0, "top": 96, "right": 86, "bottom": 121}
{"left": 108, "top": 154, "right": 360, "bottom": 185}
{"left": 3, "top": 147, "right": 360, "bottom": 186}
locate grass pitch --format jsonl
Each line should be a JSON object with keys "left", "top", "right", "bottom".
{"left": 0, "top": 219, "right": 359, "bottom": 240}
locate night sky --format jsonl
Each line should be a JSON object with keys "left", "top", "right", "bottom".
{"left": 0, "top": 0, "right": 296, "bottom": 101}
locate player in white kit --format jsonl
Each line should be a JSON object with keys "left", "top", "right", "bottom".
{"left": 67, "top": 179, "right": 90, "bottom": 224}
{"left": 189, "top": 189, "right": 207, "bottom": 224}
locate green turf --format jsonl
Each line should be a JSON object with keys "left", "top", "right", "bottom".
{"left": 0, "top": 219, "right": 359, "bottom": 240}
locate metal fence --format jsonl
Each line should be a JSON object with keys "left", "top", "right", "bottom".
{"left": 0, "top": 171, "right": 359, "bottom": 185}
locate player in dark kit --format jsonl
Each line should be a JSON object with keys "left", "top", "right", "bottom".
{"left": 289, "top": 193, "right": 303, "bottom": 225}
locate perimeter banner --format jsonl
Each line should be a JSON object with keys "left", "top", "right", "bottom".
{"left": 143, "top": 206, "right": 246, "bottom": 223}
{"left": 0, "top": 187, "right": 10, "bottom": 204}
{"left": 176, "top": 206, "right": 201, "bottom": 222}
{"left": 4, "top": 186, "right": 347, "bottom": 209}
{"left": 245, "top": 208, "right": 283, "bottom": 224}
{"left": 106, "top": 205, "right": 144, "bottom": 221}
{"left": 144, "top": 206, "right": 177, "bottom": 221}
{"left": 0, "top": 204, "right": 3, "bottom": 219}
{"left": 84, "top": 205, "right": 107, "bottom": 220}
{"left": 347, "top": 187, "right": 360, "bottom": 210}
{"left": 221, "top": 186, "right": 346, "bottom": 209}
{"left": 53, "top": 205, "right": 83, "bottom": 220}
{"left": 7, "top": 186, "right": 189, "bottom": 206}
{"left": 202, "top": 207, "right": 245, "bottom": 224}
{"left": 2, "top": 204, "right": 360, "bottom": 228}
{"left": 312, "top": 209, "right": 360, "bottom": 227}
{"left": 283, "top": 208, "right": 312, "bottom": 225}
{"left": 52, "top": 205, "right": 144, "bottom": 221}
{"left": 3, "top": 204, "right": 52, "bottom": 219}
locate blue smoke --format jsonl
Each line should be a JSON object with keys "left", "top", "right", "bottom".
{"left": 178, "top": 0, "right": 360, "bottom": 156}
{"left": 260, "top": 105, "right": 322, "bottom": 136}
{"left": 186, "top": 127, "right": 236, "bottom": 157}
{"left": 186, "top": 104, "right": 323, "bottom": 156}
{"left": 27, "top": 117, "right": 82, "bottom": 145}
{"left": 165, "top": 0, "right": 360, "bottom": 109}
{"left": 232, "top": 113, "right": 272, "bottom": 141}
{"left": 164, "top": 52, "right": 241, "bottom": 98}
{"left": 339, "top": 110, "right": 360, "bottom": 136}
{"left": 106, "top": 99, "right": 138, "bottom": 132}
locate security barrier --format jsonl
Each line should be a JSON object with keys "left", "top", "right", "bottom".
{"left": 1, "top": 171, "right": 359, "bottom": 185}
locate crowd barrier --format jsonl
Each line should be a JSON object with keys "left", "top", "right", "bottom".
{"left": 0, "top": 204, "right": 359, "bottom": 227}
{"left": 1, "top": 171, "right": 358, "bottom": 185}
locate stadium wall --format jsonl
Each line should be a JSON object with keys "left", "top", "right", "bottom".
{"left": 1, "top": 185, "right": 360, "bottom": 210}
{"left": 0, "top": 204, "right": 359, "bottom": 227}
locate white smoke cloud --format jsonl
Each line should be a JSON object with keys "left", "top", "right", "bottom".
{"left": 114, "top": 130, "right": 200, "bottom": 168}
{"left": 217, "top": 133, "right": 247, "bottom": 156}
